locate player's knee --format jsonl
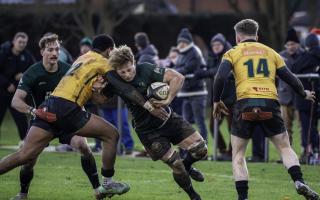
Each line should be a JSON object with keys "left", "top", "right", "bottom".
{"left": 164, "top": 151, "right": 185, "bottom": 173}
{"left": 18, "top": 150, "right": 37, "bottom": 165}
{"left": 76, "top": 142, "right": 92, "bottom": 156}
{"left": 188, "top": 140, "right": 208, "bottom": 160}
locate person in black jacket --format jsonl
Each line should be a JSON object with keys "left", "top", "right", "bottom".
{"left": 134, "top": 32, "right": 159, "bottom": 65}
{"left": 195, "top": 33, "right": 233, "bottom": 160}
{"left": 0, "top": 32, "right": 35, "bottom": 140}
{"left": 292, "top": 33, "right": 320, "bottom": 163}
{"left": 175, "top": 28, "right": 208, "bottom": 143}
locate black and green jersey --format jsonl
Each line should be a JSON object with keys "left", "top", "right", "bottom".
{"left": 106, "top": 63, "right": 168, "bottom": 132}
{"left": 18, "top": 61, "right": 70, "bottom": 107}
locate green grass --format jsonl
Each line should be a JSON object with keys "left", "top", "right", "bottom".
{"left": 0, "top": 111, "right": 320, "bottom": 200}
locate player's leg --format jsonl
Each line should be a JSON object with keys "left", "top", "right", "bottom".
{"left": 69, "top": 135, "right": 101, "bottom": 199}
{"left": 0, "top": 126, "right": 53, "bottom": 175}
{"left": 231, "top": 135, "right": 250, "bottom": 200}
{"left": 178, "top": 132, "right": 207, "bottom": 182}
{"left": 161, "top": 148, "right": 201, "bottom": 200}
{"left": 10, "top": 158, "right": 38, "bottom": 200}
{"left": 270, "top": 132, "right": 319, "bottom": 200}
{"left": 75, "top": 114, "right": 130, "bottom": 197}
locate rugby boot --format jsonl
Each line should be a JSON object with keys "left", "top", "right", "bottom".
{"left": 189, "top": 167, "right": 204, "bottom": 182}
{"left": 189, "top": 192, "right": 201, "bottom": 200}
{"left": 10, "top": 193, "right": 28, "bottom": 200}
{"left": 98, "top": 181, "right": 130, "bottom": 198}
{"left": 295, "top": 181, "right": 320, "bottom": 200}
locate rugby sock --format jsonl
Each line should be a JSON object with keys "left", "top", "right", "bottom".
{"left": 173, "top": 172, "right": 199, "bottom": 198}
{"left": 20, "top": 167, "right": 34, "bottom": 194}
{"left": 288, "top": 165, "right": 304, "bottom": 183}
{"left": 81, "top": 155, "right": 100, "bottom": 189}
{"left": 183, "top": 152, "right": 198, "bottom": 171}
{"left": 235, "top": 180, "right": 248, "bottom": 200}
{"left": 101, "top": 168, "right": 114, "bottom": 185}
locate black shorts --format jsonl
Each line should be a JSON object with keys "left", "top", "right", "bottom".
{"left": 137, "top": 112, "right": 196, "bottom": 161}
{"left": 32, "top": 96, "right": 91, "bottom": 139}
{"left": 231, "top": 98, "right": 286, "bottom": 139}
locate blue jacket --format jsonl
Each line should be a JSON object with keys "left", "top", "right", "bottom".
{"left": 136, "top": 44, "right": 158, "bottom": 65}
{"left": 175, "top": 44, "right": 207, "bottom": 97}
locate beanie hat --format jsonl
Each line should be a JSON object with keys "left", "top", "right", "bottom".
{"left": 92, "top": 34, "right": 114, "bottom": 52}
{"left": 210, "top": 33, "right": 226, "bottom": 46}
{"left": 80, "top": 37, "right": 92, "bottom": 47}
{"left": 177, "top": 28, "right": 193, "bottom": 44}
{"left": 305, "top": 33, "right": 319, "bottom": 49}
{"left": 285, "top": 28, "right": 300, "bottom": 44}
{"left": 134, "top": 32, "right": 150, "bottom": 49}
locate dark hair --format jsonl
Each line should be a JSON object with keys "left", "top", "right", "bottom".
{"left": 109, "top": 45, "right": 134, "bottom": 69}
{"left": 92, "top": 34, "right": 114, "bottom": 52}
{"left": 14, "top": 32, "right": 28, "bottom": 40}
{"left": 134, "top": 32, "right": 150, "bottom": 48}
{"left": 39, "top": 33, "right": 59, "bottom": 49}
{"left": 234, "top": 19, "right": 259, "bottom": 36}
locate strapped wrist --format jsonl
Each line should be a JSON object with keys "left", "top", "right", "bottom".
{"left": 143, "top": 101, "right": 154, "bottom": 112}
{"left": 28, "top": 107, "right": 36, "bottom": 117}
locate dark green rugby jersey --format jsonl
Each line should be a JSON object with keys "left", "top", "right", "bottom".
{"left": 18, "top": 61, "right": 70, "bottom": 107}
{"left": 106, "top": 63, "right": 168, "bottom": 132}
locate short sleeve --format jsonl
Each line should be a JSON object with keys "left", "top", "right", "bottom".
{"left": 274, "top": 51, "right": 286, "bottom": 69}
{"left": 17, "top": 70, "right": 35, "bottom": 93}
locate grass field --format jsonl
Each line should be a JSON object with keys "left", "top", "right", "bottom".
{"left": 0, "top": 111, "right": 320, "bottom": 200}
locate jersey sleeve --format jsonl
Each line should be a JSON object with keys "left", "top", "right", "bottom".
{"left": 144, "top": 63, "right": 165, "bottom": 82}
{"left": 17, "top": 69, "right": 35, "bottom": 93}
{"left": 274, "top": 51, "right": 286, "bottom": 69}
{"left": 222, "top": 50, "right": 233, "bottom": 64}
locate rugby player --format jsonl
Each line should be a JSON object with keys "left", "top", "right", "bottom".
{"left": 95, "top": 45, "right": 207, "bottom": 200}
{"left": 212, "top": 19, "right": 319, "bottom": 200}
{"left": 9, "top": 34, "right": 101, "bottom": 200}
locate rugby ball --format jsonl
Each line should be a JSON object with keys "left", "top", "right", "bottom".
{"left": 147, "top": 82, "right": 170, "bottom": 100}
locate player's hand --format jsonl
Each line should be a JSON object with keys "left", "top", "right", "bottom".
{"left": 29, "top": 107, "right": 57, "bottom": 122}
{"left": 7, "top": 83, "right": 16, "bottom": 93}
{"left": 150, "top": 107, "right": 170, "bottom": 121}
{"left": 92, "top": 75, "right": 107, "bottom": 93}
{"left": 150, "top": 98, "right": 171, "bottom": 108}
{"left": 305, "top": 90, "right": 316, "bottom": 103}
{"left": 212, "top": 101, "right": 229, "bottom": 120}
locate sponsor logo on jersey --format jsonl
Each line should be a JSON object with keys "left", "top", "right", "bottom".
{"left": 38, "top": 81, "right": 47, "bottom": 86}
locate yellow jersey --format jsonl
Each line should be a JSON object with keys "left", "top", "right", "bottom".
{"left": 222, "top": 41, "right": 285, "bottom": 100}
{"left": 52, "top": 51, "right": 112, "bottom": 106}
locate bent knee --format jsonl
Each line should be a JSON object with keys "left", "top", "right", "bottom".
{"left": 163, "top": 151, "right": 185, "bottom": 173}
{"left": 188, "top": 140, "right": 208, "bottom": 159}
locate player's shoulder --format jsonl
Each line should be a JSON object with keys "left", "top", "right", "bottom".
{"left": 24, "top": 61, "right": 43, "bottom": 74}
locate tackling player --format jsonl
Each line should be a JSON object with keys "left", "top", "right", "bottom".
{"left": 212, "top": 19, "right": 319, "bottom": 200}
{"left": 10, "top": 34, "right": 101, "bottom": 200}
{"left": 95, "top": 45, "right": 207, "bottom": 200}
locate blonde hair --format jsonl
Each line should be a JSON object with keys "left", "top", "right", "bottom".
{"left": 39, "top": 33, "right": 59, "bottom": 50}
{"left": 109, "top": 45, "right": 134, "bottom": 69}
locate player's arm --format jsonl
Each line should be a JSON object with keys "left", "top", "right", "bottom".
{"left": 276, "top": 66, "right": 315, "bottom": 102}
{"left": 11, "top": 89, "right": 32, "bottom": 114}
{"left": 151, "top": 68, "right": 185, "bottom": 107}
{"left": 212, "top": 60, "right": 231, "bottom": 119}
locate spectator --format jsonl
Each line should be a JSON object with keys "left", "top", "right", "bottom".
{"left": 278, "top": 28, "right": 304, "bottom": 145}
{"left": 292, "top": 33, "right": 320, "bottom": 163}
{"left": 159, "top": 46, "right": 179, "bottom": 68}
{"left": 0, "top": 32, "right": 35, "bottom": 140}
{"left": 175, "top": 28, "right": 208, "bottom": 143}
{"left": 79, "top": 37, "right": 92, "bottom": 55}
{"left": 195, "top": 33, "right": 233, "bottom": 160}
{"left": 134, "top": 32, "right": 159, "bottom": 65}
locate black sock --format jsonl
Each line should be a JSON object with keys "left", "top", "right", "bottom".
{"left": 101, "top": 167, "right": 115, "bottom": 178}
{"left": 183, "top": 152, "right": 198, "bottom": 171}
{"left": 81, "top": 155, "right": 100, "bottom": 189}
{"left": 235, "top": 180, "right": 248, "bottom": 200}
{"left": 288, "top": 165, "right": 304, "bottom": 183}
{"left": 20, "top": 167, "right": 34, "bottom": 194}
{"left": 173, "top": 172, "right": 199, "bottom": 199}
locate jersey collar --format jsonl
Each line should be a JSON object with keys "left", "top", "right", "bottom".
{"left": 241, "top": 39, "right": 257, "bottom": 43}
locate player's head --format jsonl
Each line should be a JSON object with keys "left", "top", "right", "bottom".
{"left": 92, "top": 34, "right": 114, "bottom": 58}
{"left": 109, "top": 45, "right": 136, "bottom": 82}
{"left": 12, "top": 32, "right": 28, "bottom": 53}
{"left": 79, "top": 37, "right": 92, "bottom": 55}
{"left": 39, "top": 33, "right": 60, "bottom": 66}
{"left": 234, "top": 19, "right": 259, "bottom": 44}
{"left": 284, "top": 28, "right": 300, "bottom": 55}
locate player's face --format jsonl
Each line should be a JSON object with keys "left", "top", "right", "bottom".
{"left": 116, "top": 61, "right": 136, "bottom": 82}
{"left": 41, "top": 41, "right": 60, "bottom": 65}
{"left": 211, "top": 41, "right": 224, "bottom": 54}
{"left": 12, "top": 37, "right": 28, "bottom": 53}
{"left": 285, "top": 41, "right": 299, "bottom": 55}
